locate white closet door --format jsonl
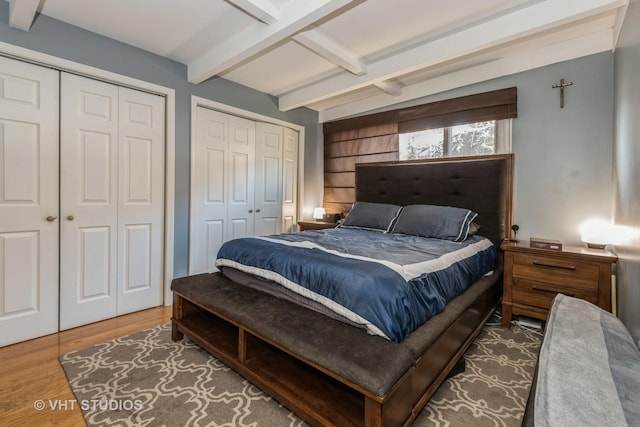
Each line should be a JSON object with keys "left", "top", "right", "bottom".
{"left": 227, "top": 115, "right": 255, "bottom": 240}
{"left": 190, "top": 107, "right": 256, "bottom": 274}
{"left": 116, "top": 87, "right": 165, "bottom": 315}
{"left": 60, "top": 73, "right": 118, "bottom": 330}
{"left": 255, "top": 122, "right": 283, "bottom": 236}
{"left": 0, "top": 57, "right": 59, "bottom": 346}
{"left": 282, "top": 127, "right": 299, "bottom": 233}
{"left": 190, "top": 107, "right": 229, "bottom": 274}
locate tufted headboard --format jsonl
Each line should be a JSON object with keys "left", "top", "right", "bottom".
{"left": 355, "top": 154, "right": 513, "bottom": 247}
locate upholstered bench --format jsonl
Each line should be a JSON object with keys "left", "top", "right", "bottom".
{"left": 171, "top": 272, "right": 415, "bottom": 396}
{"left": 171, "top": 270, "right": 501, "bottom": 426}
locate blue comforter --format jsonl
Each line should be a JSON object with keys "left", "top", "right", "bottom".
{"left": 215, "top": 228, "right": 496, "bottom": 342}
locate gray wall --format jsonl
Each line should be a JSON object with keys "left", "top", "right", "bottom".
{"left": 0, "top": 3, "right": 321, "bottom": 278}
{"left": 614, "top": 0, "right": 640, "bottom": 345}
{"left": 362, "top": 53, "right": 615, "bottom": 246}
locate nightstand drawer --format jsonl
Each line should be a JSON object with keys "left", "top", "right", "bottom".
{"left": 512, "top": 253, "right": 599, "bottom": 291}
{"left": 512, "top": 278, "right": 598, "bottom": 310}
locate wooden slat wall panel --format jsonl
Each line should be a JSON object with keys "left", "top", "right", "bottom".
{"left": 323, "top": 146, "right": 398, "bottom": 212}
{"left": 325, "top": 123, "right": 397, "bottom": 143}
{"left": 325, "top": 135, "right": 397, "bottom": 158}
{"left": 324, "top": 172, "right": 355, "bottom": 188}
{"left": 399, "top": 104, "right": 517, "bottom": 133}
{"left": 324, "top": 201, "right": 354, "bottom": 214}
{"left": 323, "top": 112, "right": 397, "bottom": 137}
{"left": 325, "top": 152, "right": 398, "bottom": 173}
{"left": 397, "top": 87, "right": 517, "bottom": 122}
{"left": 323, "top": 119, "right": 399, "bottom": 213}
{"left": 324, "top": 187, "right": 356, "bottom": 203}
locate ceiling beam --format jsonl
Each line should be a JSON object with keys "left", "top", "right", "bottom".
{"left": 374, "top": 80, "right": 403, "bottom": 96}
{"left": 9, "top": 0, "right": 40, "bottom": 31}
{"left": 226, "top": 0, "right": 280, "bottom": 24}
{"left": 188, "top": 0, "right": 359, "bottom": 84}
{"left": 319, "top": 29, "right": 613, "bottom": 122}
{"left": 294, "top": 29, "right": 366, "bottom": 75}
{"left": 279, "top": 0, "right": 626, "bottom": 111}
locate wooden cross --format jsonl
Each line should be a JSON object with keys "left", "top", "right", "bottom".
{"left": 552, "top": 78, "right": 573, "bottom": 108}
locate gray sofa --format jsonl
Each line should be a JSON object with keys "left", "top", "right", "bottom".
{"left": 522, "top": 294, "right": 640, "bottom": 427}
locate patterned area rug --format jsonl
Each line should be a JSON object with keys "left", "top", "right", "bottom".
{"left": 415, "top": 320, "right": 541, "bottom": 426}
{"left": 60, "top": 318, "right": 541, "bottom": 426}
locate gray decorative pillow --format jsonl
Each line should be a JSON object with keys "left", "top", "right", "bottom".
{"left": 340, "top": 201, "right": 403, "bottom": 232}
{"left": 391, "top": 204, "right": 478, "bottom": 242}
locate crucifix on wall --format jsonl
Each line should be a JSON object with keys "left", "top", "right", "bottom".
{"left": 552, "top": 78, "right": 573, "bottom": 108}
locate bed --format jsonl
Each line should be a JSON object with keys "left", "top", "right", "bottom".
{"left": 171, "top": 154, "right": 513, "bottom": 427}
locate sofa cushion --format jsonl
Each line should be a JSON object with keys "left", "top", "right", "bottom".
{"left": 534, "top": 294, "right": 640, "bottom": 427}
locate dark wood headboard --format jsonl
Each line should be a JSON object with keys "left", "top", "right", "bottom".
{"left": 355, "top": 154, "right": 513, "bottom": 247}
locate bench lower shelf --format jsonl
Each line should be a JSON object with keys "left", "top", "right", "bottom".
{"left": 172, "top": 295, "right": 366, "bottom": 426}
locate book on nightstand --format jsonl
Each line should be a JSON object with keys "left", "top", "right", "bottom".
{"left": 529, "top": 237, "right": 563, "bottom": 251}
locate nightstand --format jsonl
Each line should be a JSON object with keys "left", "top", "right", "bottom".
{"left": 501, "top": 240, "right": 617, "bottom": 327}
{"left": 297, "top": 220, "right": 337, "bottom": 231}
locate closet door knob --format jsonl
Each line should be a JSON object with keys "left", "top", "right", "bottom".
{"left": 248, "top": 209, "right": 254, "bottom": 213}
{"left": 46, "top": 216, "right": 57, "bottom": 222}
{"left": 67, "top": 215, "right": 75, "bottom": 221}
{"left": 256, "top": 209, "right": 261, "bottom": 213}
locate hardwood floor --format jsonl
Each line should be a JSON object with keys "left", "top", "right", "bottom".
{"left": 0, "top": 306, "right": 172, "bottom": 427}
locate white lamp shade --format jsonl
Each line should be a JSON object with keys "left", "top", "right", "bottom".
{"left": 312, "top": 207, "right": 326, "bottom": 220}
{"left": 579, "top": 218, "right": 639, "bottom": 248}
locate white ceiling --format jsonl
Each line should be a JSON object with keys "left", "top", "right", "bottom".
{"left": 8, "top": 0, "right": 629, "bottom": 122}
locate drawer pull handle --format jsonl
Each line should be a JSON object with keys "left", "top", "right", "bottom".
{"left": 532, "top": 286, "right": 575, "bottom": 297}
{"left": 532, "top": 261, "right": 576, "bottom": 271}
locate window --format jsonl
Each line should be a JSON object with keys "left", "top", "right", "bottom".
{"left": 399, "top": 119, "right": 511, "bottom": 160}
